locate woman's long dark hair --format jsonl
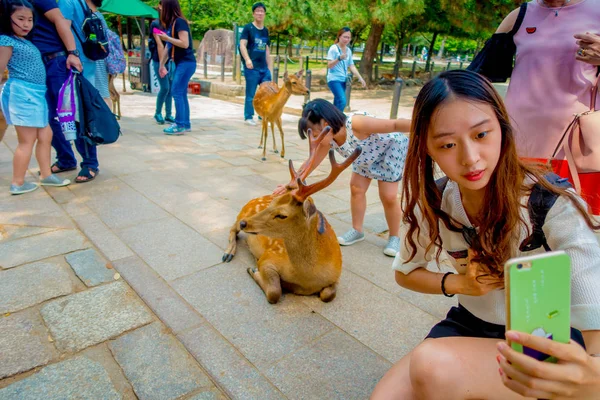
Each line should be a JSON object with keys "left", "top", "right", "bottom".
{"left": 403, "top": 70, "right": 599, "bottom": 277}
{"left": 298, "top": 99, "right": 346, "bottom": 139}
{"left": 160, "top": 0, "right": 184, "bottom": 29}
{"left": 0, "top": 0, "right": 36, "bottom": 36}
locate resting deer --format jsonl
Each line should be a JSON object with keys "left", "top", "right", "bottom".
{"left": 222, "top": 130, "right": 361, "bottom": 304}
{"left": 253, "top": 70, "right": 309, "bottom": 161}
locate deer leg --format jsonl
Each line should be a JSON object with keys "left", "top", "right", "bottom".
{"left": 247, "top": 264, "right": 282, "bottom": 304}
{"left": 222, "top": 221, "right": 240, "bottom": 262}
{"left": 258, "top": 119, "right": 265, "bottom": 149}
{"left": 276, "top": 118, "right": 285, "bottom": 159}
{"left": 270, "top": 121, "right": 278, "bottom": 154}
{"left": 319, "top": 282, "right": 337, "bottom": 302}
{"left": 261, "top": 121, "right": 268, "bottom": 161}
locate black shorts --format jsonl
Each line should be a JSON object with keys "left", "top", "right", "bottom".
{"left": 426, "top": 304, "right": 586, "bottom": 349}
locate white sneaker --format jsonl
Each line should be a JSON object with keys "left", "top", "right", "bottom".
{"left": 338, "top": 229, "right": 365, "bottom": 246}
{"left": 245, "top": 119, "right": 257, "bottom": 126}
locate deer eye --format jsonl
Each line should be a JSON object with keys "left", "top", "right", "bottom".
{"left": 274, "top": 214, "right": 288, "bottom": 220}
{"left": 292, "top": 82, "right": 296, "bottom": 84}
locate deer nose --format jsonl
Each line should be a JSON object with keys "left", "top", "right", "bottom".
{"left": 240, "top": 220, "right": 247, "bottom": 229}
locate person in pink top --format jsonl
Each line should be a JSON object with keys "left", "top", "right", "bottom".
{"left": 498, "top": 0, "right": 600, "bottom": 214}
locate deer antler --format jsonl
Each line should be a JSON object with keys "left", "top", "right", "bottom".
{"left": 294, "top": 146, "right": 362, "bottom": 201}
{"left": 288, "top": 126, "right": 331, "bottom": 183}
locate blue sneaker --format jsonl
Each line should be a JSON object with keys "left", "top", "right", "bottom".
{"left": 383, "top": 236, "right": 400, "bottom": 257}
{"left": 337, "top": 228, "right": 365, "bottom": 246}
{"left": 154, "top": 114, "right": 165, "bottom": 125}
{"left": 40, "top": 174, "right": 71, "bottom": 187}
{"left": 164, "top": 124, "right": 186, "bottom": 135}
{"left": 10, "top": 182, "right": 39, "bottom": 195}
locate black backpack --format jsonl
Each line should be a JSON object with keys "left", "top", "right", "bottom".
{"left": 435, "top": 173, "right": 572, "bottom": 252}
{"left": 75, "top": 73, "right": 121, "bottom": 146}
{"left": 73, "top": 0, "right": 109, "bottom": 61}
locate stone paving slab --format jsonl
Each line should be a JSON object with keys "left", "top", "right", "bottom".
{"left": 41, "top": 281, "right": 153, "bottom": 353}
{"left": 0, "top": 229, "right": 88, "bottom": 269}
{"left": 0, "top": 308, "right": 59, "bottom": 379}
{"left": 109, "top": 322, "right": 215, "bottom": 400}
{"left": 184, "top": 389, "right": 228, "bottom": 400}
{"left": 65, "top": 249, "right": 115, "bottom": 287}
{"left": 0, "top": 225, "right": 57, "bottom": 242}
{"left": 0, "top": 356, "right": 121, "bottom": 400}
{"left": 117, "top": 217, "right": 223, "bottom": 281}
{"left": 264, "top": 329, "right": 391, "bottom": 400}
{"left": 173, "top": 260, "right": 335, "bottom": 370}
{"left": 178, "top": 322, "right": 285, "bottom": 400}
{"left": 112, "top": 255, "right": 205, "bottom": 334}
{"left": 303, "top": 271, "right": 439, "bottom": 363}
{"left": 68, "top": 212, "right": 135, "bottom": 261}
{"left": 0, "top": 261, "right": 73, "bottom": 314}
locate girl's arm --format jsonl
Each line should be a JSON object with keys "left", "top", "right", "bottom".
{"left": 350, "top": 114, "right": 411, "bottom": 139}
{"left": 583, "top": 330, "right": 600, "bottom": 355}
{"left": 273, "top": 130, "right": 334, "bottom": 194}
{"left": 155, "top": 33, "right": 166, "bottom": 58}
{"left": 0, "top": 47, "right": 13, "bottom": 85}
{"left": 395, "top": 253, "right": 504, "bottom": 297}
{"left": 348, "top": 64, "right": 366, "bottom": 87}
{"left": 160, "top": 25, "right": 189, "bottom": 49}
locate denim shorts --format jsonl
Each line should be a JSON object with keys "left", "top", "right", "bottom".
{"left": 1, "top": 78, "right": 48, "bottom": 128}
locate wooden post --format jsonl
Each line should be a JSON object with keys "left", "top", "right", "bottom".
{"left": 119, "top": 16, "right": 126, "bottom": 93}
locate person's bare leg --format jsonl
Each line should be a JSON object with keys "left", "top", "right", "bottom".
{"left": 12, "top": 126, "right": 37, "bottom": 186}
{"left": 372, "top": 337, "right": 535, "bottom": 400}
{"left": 350, "top": 172, "right": 371, "bottom": 232}
{"left": 36, "top": 126, "right": 53, "bottom": 179}
{"left": 370, "top": 350, "right": 414, "bottom": 400}
{"left": 377, "top": 180, "right": 401, "bottom": 237}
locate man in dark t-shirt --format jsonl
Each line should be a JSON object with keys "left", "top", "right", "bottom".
{"left": 31, "top": 0, "right": 100, "bottom": 183}
{"left": 239, "top": 2, "right": 272, "bottom": 125}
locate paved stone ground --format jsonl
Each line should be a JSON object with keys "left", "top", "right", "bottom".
{"left": 0, "top": 77, "right": 534, "bottom": 399}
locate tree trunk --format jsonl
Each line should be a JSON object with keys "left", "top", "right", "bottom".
{"left": 425, "top": 31, "right": 438, "bottom": 72}
{"left": 360, "top": 22, "right": 385, "bottom": 86}
{"left": 437, "top": 36, "right": 447, "bottom": 59}
{"left": 393, "top": 36, "right": 405, "bottom": 78}
{"left": 286, "top": 39, "right": 292, "bottom": 58}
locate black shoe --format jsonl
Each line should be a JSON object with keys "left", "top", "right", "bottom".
{"left": 165, "top": 115, "right": 175, "bottom": 123}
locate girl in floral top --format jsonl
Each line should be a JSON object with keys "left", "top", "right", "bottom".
{"left": 0, "top": 0, "right": 69, "bottom": 194}
{"left": 275, "top": 98, "right": 411, "bottom": 257}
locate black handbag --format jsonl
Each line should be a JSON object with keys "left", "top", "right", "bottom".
{"left": 467, "top": 3, "right": 527, "bottom": 82}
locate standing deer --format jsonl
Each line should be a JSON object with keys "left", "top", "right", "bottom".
{"left": 108, "top": 74, "right": 121, "bottom": 119}
{"left": 223, "top": 130, "right": 361, "bottom": 304}
{"left": 253, "top": 70, "right": 309, "bottom": 161}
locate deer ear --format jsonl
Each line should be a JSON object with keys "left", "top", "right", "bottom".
{"left": 296, "top": 69, "right": 304, "bottom": 78}
{"left": 302, "top": 198, "right": 317, "bottom": 218}
{"left": 283, "top": 71, "right": 289, "bottom": 80}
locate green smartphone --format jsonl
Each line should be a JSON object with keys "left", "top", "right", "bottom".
{"left": 505, "top": 250, "right": 571, "bottom": 362}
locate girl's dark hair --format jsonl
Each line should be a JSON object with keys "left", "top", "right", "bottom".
{"left": 402, "top": 69, "right": 599, "bottom": 277}
{"left": 0, "top": 0, "right": 36, "bottom": 36}
{"left": 298, "top": 99, "right": 346, "bottom": 139}
{"left": 334, "top": 27, "right": 351, "bottom": 44}
{"left": 160, "top": 0, "right": 184, "bottom": 29}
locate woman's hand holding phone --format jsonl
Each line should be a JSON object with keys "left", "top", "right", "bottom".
{"left": 496, "top": 330, "right": 600, "bottom": 399}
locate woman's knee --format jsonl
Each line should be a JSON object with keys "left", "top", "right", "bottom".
{"left": 379, "top": 190, "right": 399, "bottom": 207}
{"left": 409, "top": 340, "right": 457, "bottom": 397}
{"left": 350, "top": 182, "right": 368, "bottom": 197}
{"left": 37, "top": 127, "right": 52, "bottom": 144}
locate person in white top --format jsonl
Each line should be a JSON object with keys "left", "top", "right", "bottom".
{"left": 371, "top": 70, "right": 600, "bottom": 400}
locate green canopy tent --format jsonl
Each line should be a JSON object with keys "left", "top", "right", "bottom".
{"left": 99, "top": 0, "right": 158, "bottom": 92}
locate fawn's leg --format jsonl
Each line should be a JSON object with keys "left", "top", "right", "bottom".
{"left": 222, "top": 221, "right": 240, "bottom": 262}
{"left": 248, "top": 263, "right": 282, "bottom": 304}
{"left": 319, "top": 282, "right": 337, "bottom": 302}
{"left": 276, "top": 118, "right": 285, "bottom": 158}
{"left": 270, "top": 120, "right": 278, "bottom": 153}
